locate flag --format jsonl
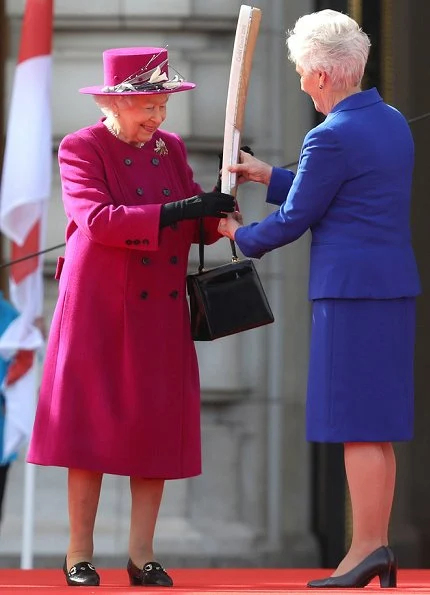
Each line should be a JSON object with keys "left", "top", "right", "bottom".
{"left": 0, "top": 0, "right": 53, "bottom": 459}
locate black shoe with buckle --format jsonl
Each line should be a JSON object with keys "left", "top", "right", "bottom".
{"left": 127, "top": 559, "right": 173, "bottom": 587}
{"left": 63, "top": 557, "right": 100, "bottom": 586}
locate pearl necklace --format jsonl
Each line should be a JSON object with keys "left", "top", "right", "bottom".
{"left": 104, "top": 121, "right": 145, "bottom": 149}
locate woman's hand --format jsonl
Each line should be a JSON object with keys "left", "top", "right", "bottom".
{"left": 218, "top": 212, "right": 243, "bottom": 240}
{"left": 228, "top": 151, "right": 273, "bottom": 186}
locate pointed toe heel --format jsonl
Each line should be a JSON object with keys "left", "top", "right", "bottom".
{"left": 63, "top": 557, "right": 100, "bottom": 586}
{"left": 307, "top": 546, "right": 395, "bottom": 589}
{"left": 127, "top": 558, "right": 173, "bottom": 587}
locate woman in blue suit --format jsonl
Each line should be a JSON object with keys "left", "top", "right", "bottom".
{"left": 219, "top": 9, "right": 420, "bottom": 589}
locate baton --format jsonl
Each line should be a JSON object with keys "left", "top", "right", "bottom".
{"left": 221, "top": 5, "right": 262, "bottom": 198}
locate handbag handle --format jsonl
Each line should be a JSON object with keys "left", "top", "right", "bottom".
{"left": 198, "top": 218, "right": 239, "bottom": 273}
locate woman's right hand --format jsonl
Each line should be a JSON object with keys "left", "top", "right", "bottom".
{"left": 228, "top": 151, "right": 273, "bottom": 186}
{"left": 218, "top": 212, "right": 243, "bottom": 241}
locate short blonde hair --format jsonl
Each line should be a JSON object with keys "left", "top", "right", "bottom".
{"left": 287, "top": 9, "right": 371, "bottom": 90}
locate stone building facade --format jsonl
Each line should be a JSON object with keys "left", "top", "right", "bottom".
{"left": 1, "top": 0, "right": 430, "bottom": 572}
{"left": 0, "top": 0, "right": 317, "bottom": 568}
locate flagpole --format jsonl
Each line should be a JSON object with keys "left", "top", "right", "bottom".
{"left": 21, "top": 464, "right": 36, "bottom": 568}
{"left": 21, "top": 178, "right": 49, "bottom": 567}
{"left": 21, "top": 419, "right": 37, "bottom": 569}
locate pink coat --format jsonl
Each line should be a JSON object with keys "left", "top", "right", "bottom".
{"left": 27, "top": 120, "right": 222, "bottom": 478}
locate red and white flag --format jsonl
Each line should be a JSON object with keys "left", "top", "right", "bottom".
{"left": 0, "top": 0, "right": 53, "bottom": 459}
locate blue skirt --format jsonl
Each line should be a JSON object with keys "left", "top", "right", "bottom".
{"left": 306, "top": 298, "right": 416, "bottom": 442}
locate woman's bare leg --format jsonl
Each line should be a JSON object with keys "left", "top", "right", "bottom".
{"left": 333, "top": 442, "right": 390, "bottom": 576}
{"left": 66, "top": 468, "right": 103, "bottom": 569}
{"left": 128, "top": 477, "right": 165, "bottom": 567}
{"left": 380, "top": 442, "right": 396, "bottom": 545}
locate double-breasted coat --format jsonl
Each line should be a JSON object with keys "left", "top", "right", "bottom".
{"left": 27, "top": 120, "right": 222, "bottom": 478}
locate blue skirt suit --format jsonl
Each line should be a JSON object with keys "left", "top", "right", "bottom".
{"left": 234, "top": 89, "right": 421, "bottom": 443}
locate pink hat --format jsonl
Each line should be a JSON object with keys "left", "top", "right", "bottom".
{"left": 79, "top": 47, "right": 196, "bottom": 96}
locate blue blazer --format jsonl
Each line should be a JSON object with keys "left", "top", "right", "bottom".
{"left": 235, "top": 88, "right": 421, "bottom": 299}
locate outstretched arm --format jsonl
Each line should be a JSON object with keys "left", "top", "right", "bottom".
{"left": 220, "top": 125, "right": 346, "bottom": 258}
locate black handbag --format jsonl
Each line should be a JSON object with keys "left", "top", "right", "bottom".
{"left": 186, "top": 219, "right": 274, "bottom": 341}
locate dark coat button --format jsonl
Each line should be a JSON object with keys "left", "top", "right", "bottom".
{"left": 124, "top": 158, "right": 133, "bottom": 166}
{"left": 151, "top": 157, "right": 159, "bottom": 166}
{"left": 162, "top": 188, "right": 171, "bottom": 196}
{"left": 169, "top": 290, "right": 179, "bottom": 299}
{"left": 133, "top": 239, "right": 141, "bottom": 245}
{"left": 140, "top": 291, "right": 149, "bottom": 300}
{"left": 136, "top": 187, "right": 144, "bottom": 196}
{"left": 125, "top": 239, "right": 133, "bottom": 245}
{"left": 142, "top": 239, "right": 149, "bottom": 245}
{"left": 170, "top": 223, "right": 178, "bottom": 230}
{"left": 142, "top": 257, "right": 151, "bottom": 265}
{"left": 170, "top": 256, "right": 178, "bottom": 264}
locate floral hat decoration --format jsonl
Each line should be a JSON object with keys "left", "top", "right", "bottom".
{"left": 79, "top": 46, "right": 196, "bottom": 96}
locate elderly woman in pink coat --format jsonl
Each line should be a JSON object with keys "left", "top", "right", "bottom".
{"left": 27, "top": 47, "right": 234, "bottom": 587}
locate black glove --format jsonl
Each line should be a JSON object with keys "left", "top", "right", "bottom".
{"left": 160, "top": 191, "right": 235, "bottom": 228}
{"left": 216, "top": 145, "right": 254, "bottom": 191}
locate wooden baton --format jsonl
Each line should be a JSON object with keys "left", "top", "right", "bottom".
{"left": 221, "top": 5, "right": 262, "bottom": 198}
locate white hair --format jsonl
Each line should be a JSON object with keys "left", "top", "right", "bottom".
{"left": 286, "top": 9, "right": 371, "bottom": 90}
{"left": 93, "top": 94, "right": 135, "bottom": 116}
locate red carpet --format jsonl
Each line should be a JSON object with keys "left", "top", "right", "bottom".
{"left": 0, "top": 568, "right": 430, "bottom": 594}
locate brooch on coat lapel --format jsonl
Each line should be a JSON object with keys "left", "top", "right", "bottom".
{"left": 154, "top": 138, "right": 168, "bottom": 156}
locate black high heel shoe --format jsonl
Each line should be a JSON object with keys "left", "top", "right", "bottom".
{"left": 127, "top": 558, "right": 173, "bottom": 587}
{"left": 63, "top": 557, "right": 100, "bottom": 586}
{"left": 307, "top": 546, "right": 397, "bottom": 588}
{"left": 385, "top": 545, "right": 398, "bottom": 583}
